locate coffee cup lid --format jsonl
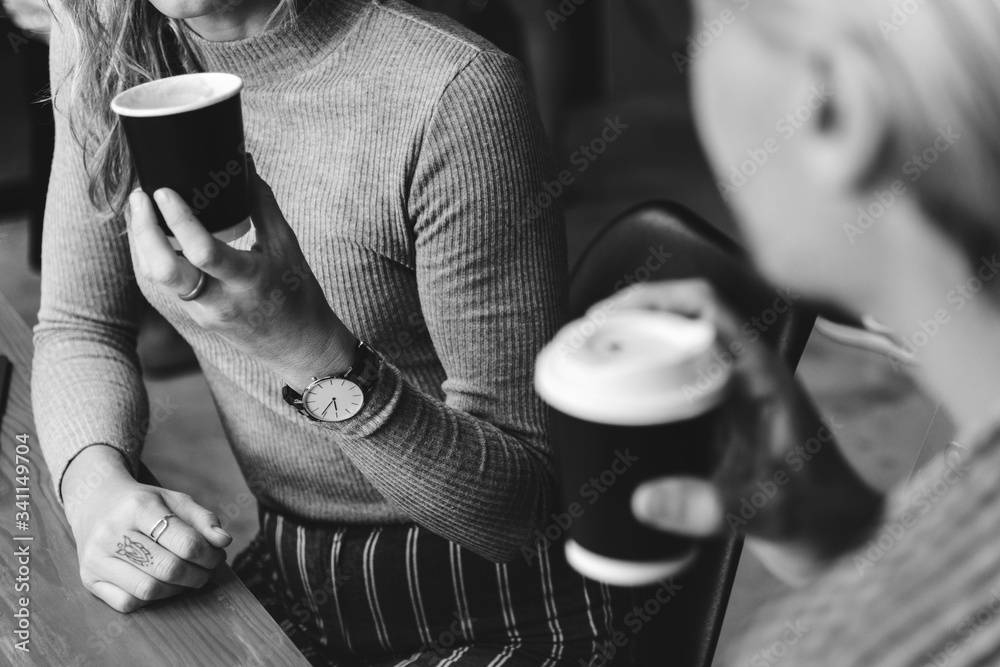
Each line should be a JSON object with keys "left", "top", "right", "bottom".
{"left": 535, "top": 310, "right": 731, "bottom": 425}
{"left": 111, "top": 72, "right": 243, "bottom": 118}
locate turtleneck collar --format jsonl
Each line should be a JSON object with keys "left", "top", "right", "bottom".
{"left": 179, "top": 0, "right": 372, "bottom": 86}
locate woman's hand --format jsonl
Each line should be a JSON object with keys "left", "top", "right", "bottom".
{"left": 598, "top": 280, "right": 884, "bottom": 586}
{"left": 62, "top": 446, "right": 231, "bottom": 613}
{"left": 127, "top": 157, "right": 358, "bottom": 392}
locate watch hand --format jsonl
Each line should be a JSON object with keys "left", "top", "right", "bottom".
{"left": 322, "top": 397, "right": 336, "bottom": 418}
{"left": 333, "top": 398, "right": 339, "bottom": 413}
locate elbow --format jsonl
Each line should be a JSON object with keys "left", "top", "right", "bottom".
{"left": 475, "top": 498, "right": 554, "bottom": 565}
{"left": 476, "top": 533, "right": 535, "bottom": 565}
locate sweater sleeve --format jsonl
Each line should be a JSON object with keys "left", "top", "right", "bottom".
{"left": 32, "top": 5, "right": 149, "bottom": 501}
{"left": 328, "top": 50, "right": 569, "bottom": 563}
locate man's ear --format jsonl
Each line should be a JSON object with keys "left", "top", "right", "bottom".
{"left": 802, "top": 44, "right": 892, "bottom": 193}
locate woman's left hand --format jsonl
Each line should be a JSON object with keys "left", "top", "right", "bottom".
{"left": 127, "top": 157, "right": 358, "bottom": 391}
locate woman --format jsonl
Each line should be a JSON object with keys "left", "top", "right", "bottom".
{"left": 614, "top": 0, "right": 1000, "bottom": 664}
{"left": 34, "top": 0, "right": 620, "bottom": 664}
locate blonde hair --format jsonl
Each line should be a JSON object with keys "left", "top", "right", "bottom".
{"left": 57, "top": 0, "right": 296, "bottom": 223}
{"left": 812, "top": 1, "right": 1000, "bottom": 264}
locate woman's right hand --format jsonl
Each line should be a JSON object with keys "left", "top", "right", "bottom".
{"left": 62, "top": 445, "right": 232, "bottom": 612}
{"left": 595, "top": 280, "right": 884, "bottom": 586}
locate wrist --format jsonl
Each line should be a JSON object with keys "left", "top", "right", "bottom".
{"left": 62, "top": 444, "right": 133, "bottom": 521}
{"left": 281, "top": 325, "right": 359, "bottom": 393}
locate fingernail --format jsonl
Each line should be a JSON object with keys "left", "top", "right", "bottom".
{"left": 129, "top": 190, "right": 143, "bottom": 208}
{"left": 214, "top": 526, "right": 232, "bottom": 540}
{"left": 153, "top": 189, "right": 169, "bottom": 205}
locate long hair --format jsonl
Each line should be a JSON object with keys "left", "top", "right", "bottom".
{"left": 57, "top": 0, "right": 295, "bottom": 223}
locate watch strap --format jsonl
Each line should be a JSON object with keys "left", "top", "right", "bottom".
{"left": 282, "top": 340, "right": 380, "bottom": 422}
{"left": 344, "top": 340, "right": 380, "bottom": 394}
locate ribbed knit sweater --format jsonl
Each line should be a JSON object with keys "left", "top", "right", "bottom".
{"left": 33, "top": 0, "right": 568, "bottom": 563}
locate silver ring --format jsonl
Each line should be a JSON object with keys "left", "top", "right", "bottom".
{"left": 178, "top": 270, "right": 207, "bottom": 302}
{"left": 149, "top": 513, "right": 176, "bottom": 544}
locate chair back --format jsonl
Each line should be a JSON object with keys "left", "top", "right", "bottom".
{"left": 566, "top": 202, "right": 816, "bottom": 667}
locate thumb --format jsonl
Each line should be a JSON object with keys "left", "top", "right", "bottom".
{"left": 163, "top": 490, "right": 233, "bottom": 548}
{"left": 632, "top": 477, "right": 725, "bottom": 537}
{"left": 246, "top": 153, "right": 292, "bottom": 247}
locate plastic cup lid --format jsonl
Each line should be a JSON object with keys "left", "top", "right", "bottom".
{"left": 535, "top": 309, "right": 731, "bottom": 425}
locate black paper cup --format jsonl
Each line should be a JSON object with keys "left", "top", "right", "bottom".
{"left": 534, "top": 310, "right": 731, "bottom": 586}
{"left": 111, "top": 72, "right": 251, "bottom": 250}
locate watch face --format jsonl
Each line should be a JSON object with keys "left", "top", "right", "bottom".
{"left": 302, "top": 378, "right": 365, "bottom": 422}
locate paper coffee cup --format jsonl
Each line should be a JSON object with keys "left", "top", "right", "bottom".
{"left": 112, "top": 72, "right": 251, "bottom": 250}
{"left": 535, "top": 309, "right": 731, "bottom": 586}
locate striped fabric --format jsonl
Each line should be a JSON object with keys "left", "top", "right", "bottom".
{"left": 234, "top": 509, "right": 628, "bottom": 666}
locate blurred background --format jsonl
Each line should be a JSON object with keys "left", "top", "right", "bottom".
{"left": 0, "top": 1, "right": 957, "bottom": 660}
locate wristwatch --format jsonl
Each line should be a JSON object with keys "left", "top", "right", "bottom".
{"left": 282, "top": 341, "right": 380, "bottom": 422}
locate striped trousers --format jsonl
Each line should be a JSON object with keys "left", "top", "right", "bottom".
{"left": 233, "top": 508, "right": 631, "bottom": 666}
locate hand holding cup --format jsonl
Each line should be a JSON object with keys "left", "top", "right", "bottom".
{"left": 612, "top": 280, "right": 885, "bottom": 585}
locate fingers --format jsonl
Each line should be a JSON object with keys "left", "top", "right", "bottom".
{"left": 591, "top": 279, "right": 789, "bottom": 399}
{"left": 88, "top": 580, "right": 147, "bottom": 614}
{"left": 151, "top": 188, "right": 252, "bottom": 283}
{"left": 111, "top": 531, "right": 216, "bottom": 589}
{"left": 597, "top": 279, "right": 717, "bottom": 320}
{"left": 129, "top": 190, "right": 203, "bottom": 294}
{"left": 745, "top": 537, "right": 828, "bottom": 588}
{"left": 632, "top": 477, "right": 725, "bottom": 537}
{"left": 594, "top": 279, "right": 748, "bottom": 344}
{"left": 161, "top": 490, "right": 233, "bottom": 552}
{"left": 135, "top": 493, "right": 229, "bottom": 570}
{"left": 246, "top": 154, "right": 294, "bottom": 249}
{"left": 92, "top": 557, "right": 187, "bottom": 610}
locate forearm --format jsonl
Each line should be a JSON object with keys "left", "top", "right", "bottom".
{"left": 32, "top": 330, "right": 149, "bottom": 504}
{"left": 329, "top": 358, "right": 554, "bottom": 562}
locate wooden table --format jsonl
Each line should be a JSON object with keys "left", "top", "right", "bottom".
{"left": 0, "top": 291, "right": 310, "bottom": 666}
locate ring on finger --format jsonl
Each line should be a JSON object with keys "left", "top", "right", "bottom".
{"left": 177, "top": 270, "right": 207, "bottom": 302}
{"left": 149, "top": 513, "right": 176, "bottom": 544}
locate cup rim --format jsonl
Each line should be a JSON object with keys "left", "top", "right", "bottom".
{"left": 534, "top": 310, "right": 731, "bottom": 425}
{"left": 110, "top": 72, "right": 243, "bottom": 118}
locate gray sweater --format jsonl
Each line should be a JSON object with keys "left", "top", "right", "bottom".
{"left": 33, "top": 0, "right": 568, "bottom": 562}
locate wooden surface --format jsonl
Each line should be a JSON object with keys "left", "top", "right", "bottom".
{"left": 0, "top": 291, "right": 310, "bottom": 666}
